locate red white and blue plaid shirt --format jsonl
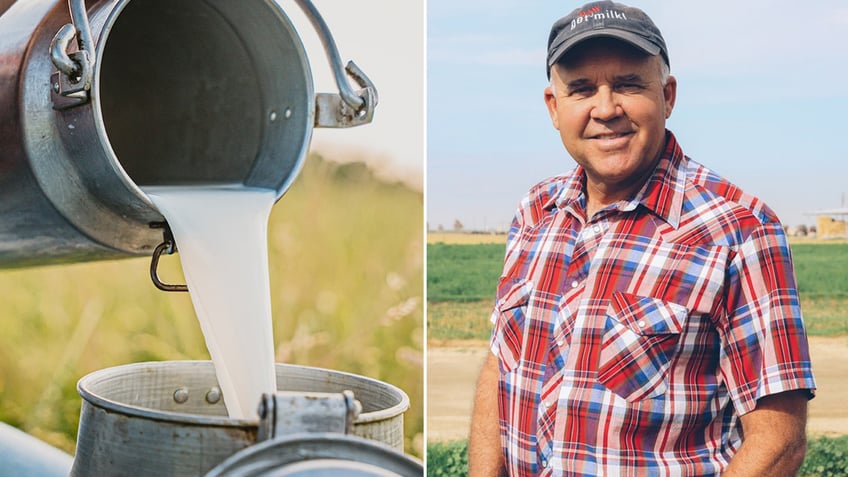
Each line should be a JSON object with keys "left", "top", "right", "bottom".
{"left": 490, "top": 132, "right": 816, "bottom": 476}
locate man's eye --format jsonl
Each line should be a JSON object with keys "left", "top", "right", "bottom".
{"left": 569, "top": 86, "right": 594, "bottom": 96}
{"left": 617, "top": 83, "right": 644, "bottom": 92}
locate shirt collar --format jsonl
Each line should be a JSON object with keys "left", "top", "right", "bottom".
{"left": 546, "top": 166, "right": 585, "bottom": 212}
{"left": 549, "top": 130, "right": 687, "bottom": 229}
{"left": 634, "top": 131, "right": 686, "bottom": 229}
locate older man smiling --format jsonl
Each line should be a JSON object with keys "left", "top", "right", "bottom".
{"left": 468, "top": 2, "right": 817, "bottom": 476}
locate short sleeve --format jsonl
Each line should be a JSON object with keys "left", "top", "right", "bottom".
{"left": 718, "top": 222, "right": 816, "bottom": 415}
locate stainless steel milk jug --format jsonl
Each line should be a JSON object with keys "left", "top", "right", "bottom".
{"left": 0, "top": 0, "right": 376, "bottom": 267}
{"left": 70, "top": 361, "right": 419, "bottom": 476}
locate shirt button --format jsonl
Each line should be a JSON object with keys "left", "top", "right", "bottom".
{"left": 593, "top": 224, "right": 602, "bottom": 233}
{"left": 570, "top": 280, "right": 579, "bottom": 289}
{"left": 541, "top": 458, "right": 548, "bottom": 468}
{"left": 638, "top": 320, "right": 646, "bottom": 328}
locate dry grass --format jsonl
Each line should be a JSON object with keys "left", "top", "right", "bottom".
{"left": 427, "top": 301, "right": 492, "bottom": 343}
{"left": 790, "top": 236, "right": 848, "bottom": 245}
{"left": 801, "top": 296, "right": 848, "bottom": 336}
{"left": 427, "top": 232, "right": 507, "bottom": 245}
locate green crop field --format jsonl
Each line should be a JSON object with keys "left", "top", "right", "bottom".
{"left": 427, "top": 241, "right": 848, "bottom": 340}
{"left": 792, "top": 243, "right": 848, "bottom": 297}
{"left": 426, "top": 243, "right": 504, "bottom": 302}
{"left": 0, "top": 154, "right": 424, "bottom": 457}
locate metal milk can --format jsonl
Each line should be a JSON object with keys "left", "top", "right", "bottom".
{"left": 0, "top": 0, "right": 375, "bottom": 267}
{"left": 70, "top": 361, "right": 422, "bottom": 476}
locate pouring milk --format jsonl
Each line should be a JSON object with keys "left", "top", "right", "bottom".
{"left": 144, "top": 185, "right": 278, "bottom": 420}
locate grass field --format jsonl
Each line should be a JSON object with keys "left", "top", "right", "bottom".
{"left": 0, "top": 154, "right": 423, "bottom": 457}
{"left": 426, "top": 243, "right": 504, "bottom": 302}
{"left": 427, "top": 240, "right": 848, "bottom": 340}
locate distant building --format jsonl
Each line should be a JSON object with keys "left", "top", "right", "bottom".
{"left": 804, "top": 208, "right": 848, "bottom": 239}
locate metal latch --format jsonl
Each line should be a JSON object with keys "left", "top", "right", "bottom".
{"left": 256, "top": 390, "right": 362, "bottom": 441}
{"left": 314, "top": 63, "right": 378, "bottom": 128}
{"left": 50, "top": 0, "right": 94, "bottom": 108}
{"left": 148, "top": 222, "right": 189, "bottom": 293}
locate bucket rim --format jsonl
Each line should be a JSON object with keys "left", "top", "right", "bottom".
{"left": 76, "top": 360, "right": 410, "bottom": 427}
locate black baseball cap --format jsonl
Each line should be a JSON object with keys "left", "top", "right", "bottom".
{"left": 547, "top": 1, "right": 669, "bottom": 78}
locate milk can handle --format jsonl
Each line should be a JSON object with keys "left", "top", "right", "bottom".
{"left": 50, "top": 0, "right": 95, "bottom": 97}
{"left": 293, "top": 0, "right": 379, "bottom": 128}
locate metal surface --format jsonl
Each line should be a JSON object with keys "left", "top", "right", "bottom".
{"left": 0, "top": 422, "right": 73, "bottom": 477}
{"left": 67, "top": 0, "right": 94, "bottom": 87}
{"left": 149, "top": 222, "right": 188, "bottom": 292}
{"left": 1, "top": 0, "right": 313, "bottom": 264}
{"left": 48, "top": 22, "right": 77, "bottom": 77}
{"left": 49, "top": 0, "right": 94, "bottom": 98}
{"left": 206, "top": 434, "right": 423, "bottom": 477}
{"left": 256, "top": 390, "right": 360, "bottom": 441}
{"left": 315, "top": 60, "right": 379, "bottom": 127}
{"left": 0, "top": 0, "right": 375, "bottom": 267}
{"left": 70, "top": 361, "right": 409, "bottom": 476}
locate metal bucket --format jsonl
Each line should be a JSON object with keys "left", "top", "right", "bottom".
{"left": 0, "top": 0, "right": 374, "bottom": 267}
{"left": 71, "top": 361, "right": 411, "bottom": 476}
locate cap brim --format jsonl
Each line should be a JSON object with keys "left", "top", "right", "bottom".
{"left": 547, "top": 29, "right": 661, "bottom": 73}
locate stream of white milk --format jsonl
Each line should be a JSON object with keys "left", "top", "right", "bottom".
{"left": 144, "top": 185, "right": 278, "bottom": 420}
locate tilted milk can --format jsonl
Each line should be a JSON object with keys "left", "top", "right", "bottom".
{"left": 0, "top": 0, "right": 375, "bottom": 266}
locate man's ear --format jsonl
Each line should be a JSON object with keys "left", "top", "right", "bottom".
{"left": 663, "top": 75, "right": 677, "bottom": 119}
{"left": 544, "top": 84, "right": 560, "bottom": 130}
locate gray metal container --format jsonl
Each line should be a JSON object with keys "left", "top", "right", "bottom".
{"left": 207, "top": 433, "right": 423, "bottom": 476}
{"left": 0, "top": 0, "right": 374, "bottom": 267}
{"left": 70, "top": 361, "right": 410, "bottom": 476}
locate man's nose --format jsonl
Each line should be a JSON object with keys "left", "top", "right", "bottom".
{"left": 590, "top": 86, "right": 622, "bottom": 121}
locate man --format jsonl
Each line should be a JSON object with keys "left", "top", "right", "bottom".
{"left": 468, "top": 2, "right": 816, "bottom": 476}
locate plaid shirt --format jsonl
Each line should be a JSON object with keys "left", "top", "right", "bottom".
{"left": 490, "top": 131, "right": 816, "bottom": 476}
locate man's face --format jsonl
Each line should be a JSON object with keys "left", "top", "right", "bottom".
{"left": 544, "top": 38, "right": 676, "bottom": 200}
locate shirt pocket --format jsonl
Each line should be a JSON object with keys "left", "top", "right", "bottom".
{"left": 597, "top": 291, "right": 687, "bottom": 402}
{"left": 493, "top": 276, "right": 532, "bottom": 373}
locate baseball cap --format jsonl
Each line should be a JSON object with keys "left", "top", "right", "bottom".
{"left": 547, "top": 1, "right": 669, "bottom": 78}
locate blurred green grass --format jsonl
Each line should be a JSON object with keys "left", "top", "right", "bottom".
{"left": 427, "top": 242, "right": 848, "bottom": 341}
{"left": 0, "top": 153, "right": 423, "bottom": 457}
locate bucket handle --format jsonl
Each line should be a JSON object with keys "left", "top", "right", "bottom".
{"left": 293, "top": 0, "right": 378, "bottom": 128}
{"left": 50, "top": 0, "right": 95, "bottom": 100}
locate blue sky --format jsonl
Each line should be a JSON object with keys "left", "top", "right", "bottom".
{"left": 428, "top": 0, "right": 848, "bottom": 231}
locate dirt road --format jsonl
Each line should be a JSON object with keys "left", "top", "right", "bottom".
{"left": 427, "top": 336, "right": 848, "bottom": 442}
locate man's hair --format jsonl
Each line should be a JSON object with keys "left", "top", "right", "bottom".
{"left": 549, "top": 53, "right": 670, "bottom": 93}
{"left": 658, "top": 60, "right": 670, "bottom": 86}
